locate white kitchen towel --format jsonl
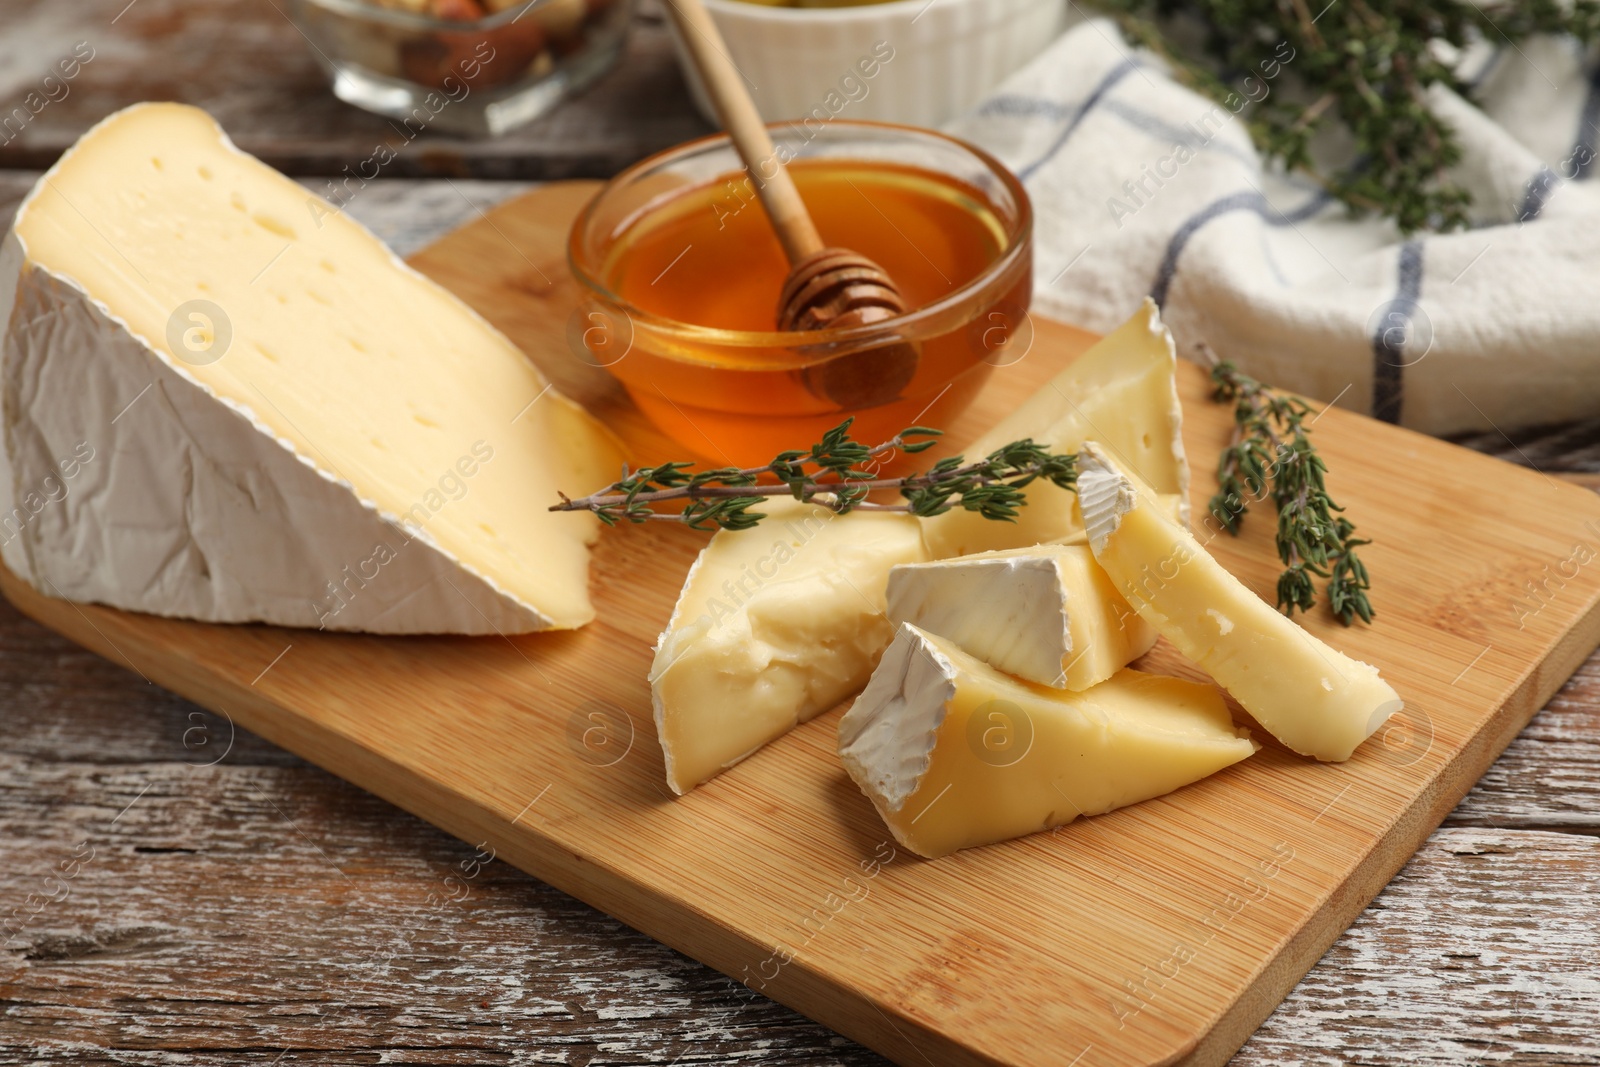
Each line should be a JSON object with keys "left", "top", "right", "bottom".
{"left": 945, "top": 18, "right": 1600, "bottom": 436}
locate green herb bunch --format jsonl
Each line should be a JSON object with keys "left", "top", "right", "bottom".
{"left": 1103, "top": 0, "right": 1600, "bottom": 231}
{"left": 549, "top": 419, "right": 1078, "bottom": 531}
{"left": 1209, "top": 361, "right": 1373, "bottom": 624}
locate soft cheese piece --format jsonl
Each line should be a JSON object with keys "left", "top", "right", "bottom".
{"left": 922, "top": 299, "right": 1189, "bottom": 558}
{"left": 1075, "top": 443, "right": 1401, "bottom": 761}
{"left": 885, "top": 544, "right": 1156, "bottom": 690}
{"left": 651, "top": 499, "right": 928, "bottom": 793}
{"left": 0, "top": 103, "right": 623, "bottom": 633}
{"left": 838, "top": 623, "right": 1256, "bottom": 858}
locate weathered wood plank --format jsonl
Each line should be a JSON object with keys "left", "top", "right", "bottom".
{"left": 0, "top": 173, "right": 33, "bottom": 227}
{"left": 1447, "top": 658, "right": 1600, "bottom": 835}
{"left": 0, "top": 781, "right": 882, "bottom": 1064}
{"left": 1452, "top": 421, "right": 1600, "bottom": 476}
{"left": 1236, "top": 830, "right": 1600, "bottom": 1066}
{"left": 0, "top": 0, "right": 709, "bottom": 179}
{"left": 3, "top": 655, "right": 1596, "bottom": 1067}
{"left": 0, "top": 597, "right": 882, "bottom": 1064}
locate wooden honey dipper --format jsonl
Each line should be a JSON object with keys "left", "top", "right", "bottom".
{"left": 663, "top": 0, "right": 919, "bottom": 408}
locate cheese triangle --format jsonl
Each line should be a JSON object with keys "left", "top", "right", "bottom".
{"left": 838, "top": 623, "right": 1257, "bottom": 858}
{"left": 921, "top": 299, "right": 1189, "bottom": 558}
{"left": 1075, "top": 442, "right": 1401, "bottom": 761}
{"left": 0, "top": 103, "right": 622, "bottom": 633}
{"left": 650, "top": 498, "right": 928, "bottom": 793}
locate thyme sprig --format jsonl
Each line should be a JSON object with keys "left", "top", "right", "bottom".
{"left": 1103, "top": 0, "right": 1600, "bottom": 232}
{"left": 550, "top": 419, "right": 1078, "bottom": 532}
{"left": 557, "top": 378, "right": 1374, "bottom": 625}
{"left": 1209, "top": 360, "right": 1373, "bottom": 625}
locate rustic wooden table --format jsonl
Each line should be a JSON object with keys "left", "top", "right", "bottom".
{"left": 2, "top": 1, "right": 1599, "bottom": 1064}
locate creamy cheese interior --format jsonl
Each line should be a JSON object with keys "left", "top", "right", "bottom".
{"left": 838, "top": 624, "right": 1257, "bottom": 857}
{"left": 921, "top": 299, "right": 1190, "bottom": 558}
{"left": 650, "top": 499, "right": 928, "bottom": 793}
{"left": 1076, "top": 443, "right": 1402, "bottom": 761}
{"left": 15, "top": 104, "right": 618, "bottom": 627}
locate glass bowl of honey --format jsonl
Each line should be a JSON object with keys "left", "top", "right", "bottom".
{"left": 567, "top": 121, "right": 1032, "bottom": 466}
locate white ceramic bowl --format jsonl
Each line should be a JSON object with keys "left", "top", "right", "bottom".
{"left": 668, "top": 0, "right": 1067, "bottom": 128}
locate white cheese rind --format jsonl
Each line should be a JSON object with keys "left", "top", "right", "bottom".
{"left": 650, "top": 499, "right": 929, "bottom": 793}
{"left": 838, "top": 624, "right": 1258, "bottom": 858}
{"left": 884, "top": 545, "right": 1155, "bottom": 690}
{"left": 0, "top": 231, "right": 27, "bottom": 583}
{"left": 0, "top": 253, "right": 540, "bottom": 633}
{"left": 1076, "top": 443, "right": 1402, "bottom": 762}
{"left": 0, "top": 103, "right": 623, "bottom": 633}
{"left": 1076, "top": 451, "right": 1137, "bottom": 554}
{"left": 835, "top": 621, "right": 958, "bottom": 814}
{"left": 922, "top": 299, "right": 1189, "bottom": 558}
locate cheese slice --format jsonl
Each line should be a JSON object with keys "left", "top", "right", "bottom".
{"left": 885, "top": 544, "right": 1155, "bottom": 690}
{"left": 0, "top": 103, "right": 623, "bottom": 633}
{"left": 651, "top": 498, "right": 928, "bottom": 793}
{"left": 838, "top": 623, "right": 1256, "bottom": 858}
{"left": 922, "top": 299, "right": 1189, "bottom": 558}
{"left": 1075, "top": 443, "right": 1401, "bottom": 761}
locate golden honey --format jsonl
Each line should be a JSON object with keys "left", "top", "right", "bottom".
{"left": 610, "top": 162, "right": 1008, "bottom": 332}
{"left": 570, "top": 126, "right": 1032, "bottom": 466}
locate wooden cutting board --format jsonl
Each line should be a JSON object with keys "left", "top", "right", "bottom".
{"left": 7, "top": 182, "right": 1600, "bottom": 1067}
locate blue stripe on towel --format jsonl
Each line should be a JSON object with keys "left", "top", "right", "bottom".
{"left": 1371, "top": 240, "right": 1425, "bottom": 425}
{"left": 987, "top": 59, "right": 1141, "bottom": 183}
{"left": 979, "top": 91, "right": 1260, "bottom": 171}
{"left": 1149, "top": 189, "right": 1333, "bottom": 306}
{"left": 1517, "top": 166, "right": 1560, "bottom": 221}
{"left": 1574, "top": 66, "right": 1600, "bottom": 180}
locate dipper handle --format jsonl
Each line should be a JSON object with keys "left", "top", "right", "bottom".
{"left": 662, "top": 0, "right": 824, "bottom": 265}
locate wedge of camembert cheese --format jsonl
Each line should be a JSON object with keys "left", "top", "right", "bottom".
{"left": 1075, "top": 443, "right": 1401, "bottom": 761}
{"left": 885, "top": 544, "right": 1155, "bottom": 690}
{"left": 922, "top": 299, "right": 1189, "bottom": 558}
{"left": 838, "top": 623, "right": 1257, "bottom": 858}
{"left": 0, "top": 103, "right": 623, "bottom": 633}
{"left": 651, "top": 499, "right": 928, "bottom": 793}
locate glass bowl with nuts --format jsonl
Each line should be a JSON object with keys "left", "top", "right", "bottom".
{"left": 290, "top": 0, "right": 636, "bottom": 137}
